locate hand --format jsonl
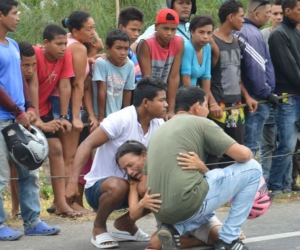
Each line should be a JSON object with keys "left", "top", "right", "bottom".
{"left": 42, "top": 120, "right": 61, "bottom": 134}
{"left": 65, "top": 181, "right": 80, "bottom": 205}
{"left": 138, "top": 187, "right": 162, "bottom": 213}
{"left": 177, "top": 152, "right": 209, "bottom": 174}
{"left": 16, "top": 113, "right": 31, "bottom": 130}
{"left": 245, "top": 97, "right": 258, "bottom": 113}
{"left": 60, "top": 119, "right": 72, "bottom": 133}
{"left": 209, "top": 103, "right": 223, "bottom": 118}
{"left": 267, "top": 93, "right": 279, "bottom": 109}
{"left": 88, "top": 114, "right": 98, "bottom": 133}
{"left": 26, "top": 110, "right": 37, "bottom": 124}
{"left": 72, "top": 117, "right": 84, "bottom": 132}
{"left": 165, "top": 110, "right": 175, "bottom": 121}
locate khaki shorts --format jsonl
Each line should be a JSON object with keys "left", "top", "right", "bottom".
{"left": 156, "top": 215, "right": 222, "bottom": 244}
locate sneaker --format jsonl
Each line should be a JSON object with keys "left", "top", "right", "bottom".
{"left": 269, "top": 189, "right": 283, "bottom": 195}
{"left": 292, "top": 184, "right": 300, "bottom": 191}
{"left": 157, "top": 224, "right": 180, "bottom": 250}
{"left": 215, "top": 239, "right": 249, "bottom": 250}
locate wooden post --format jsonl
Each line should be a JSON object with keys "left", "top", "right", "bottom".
{"left": 116, "top": 0, "right": 120, "bottom": 27}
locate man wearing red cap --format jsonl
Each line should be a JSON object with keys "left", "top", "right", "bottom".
{"left": 137, "top": 8, "right": 184, "bottom": 120}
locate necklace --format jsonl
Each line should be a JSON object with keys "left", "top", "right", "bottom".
{"left": 43, "top": 53, "right": 58, "bottom": 85}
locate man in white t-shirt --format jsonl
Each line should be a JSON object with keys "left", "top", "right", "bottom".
{"left": 65, "top": 77, "right": 168, "bottom": 249}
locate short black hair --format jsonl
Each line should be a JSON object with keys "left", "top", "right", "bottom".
{"left": 218, "top": 0, "right": 244, "bottom": 24}
{"left": 189, "top": 15, "right": 214, "bottom": 33}
{"left": 62, "top": 11, "right": 91, "bottom": 32}
{"left": 273, "top": 0, "right": 283, "bottom": 5}
{"left": 18, "top": 41, "right": 35, "bottom": 58}
{"left": 282, "top": 0, "right": 300, "bottom": 13}
{"left": 118, "top": 7, "right": 144, "bottom": 27}
{"left": 43, "top": 24, "right": 67, "bottom": 42}
{"left": 175, "top": 86, "right": 206, "bottom": 113}
{"left": 133, "top": 77, "right": 167, "bottom": 107}
{"left": 106, "top": 29, "right": 130, "bottom": 48}
{"left": 0, "top": 0, "right": 18, "bottom": 16}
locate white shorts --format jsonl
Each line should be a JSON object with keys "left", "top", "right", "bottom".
{"left": 156, "top": 215, "right": 222, "bottom": 244}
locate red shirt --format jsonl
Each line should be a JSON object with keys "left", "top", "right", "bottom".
{"left": 34, "top": 46, "right": 74, "bottom": 116}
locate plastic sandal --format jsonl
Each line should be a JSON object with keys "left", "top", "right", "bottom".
{"left": 0, "top": 226, "right": 23, "bottom": 241}
{"left": 25, "top": 221, "right": 60, "bottom": 236}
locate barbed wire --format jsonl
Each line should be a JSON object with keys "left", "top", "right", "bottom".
{"left": 8, "top": 150, "right": 300, "bottom": 180}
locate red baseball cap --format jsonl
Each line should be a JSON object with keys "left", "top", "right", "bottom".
{"left": 155, "top": 8, "right": 179, "bottom": 25}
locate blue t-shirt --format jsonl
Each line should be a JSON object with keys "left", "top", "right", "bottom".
{"left": 0, "top": 38, "right": 24, "bottom": 119}
{"left": 92, "top": 58, "right": 135, "bottom": 116}
{"left": 180, "top": 40, "right": 211, "bottom": 86}
{"left": 128, "top": 48, "right": 142, "bottom": 83}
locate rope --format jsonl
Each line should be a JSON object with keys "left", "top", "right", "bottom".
{"left": 8, "top": 150, "right": 300, "bottom": 180}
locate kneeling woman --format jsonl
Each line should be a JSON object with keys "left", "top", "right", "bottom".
{"left": 115, "top": 140, "right": 222, "bottom": 249}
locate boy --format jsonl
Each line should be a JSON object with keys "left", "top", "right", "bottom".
{"left": 92, "top": 29, "right": 135, "bottom": 122}
{"left": 65, "top": 78, "right": 168, "bottom": 248}
{"left": 118, "top": 6, "right": 144, "bottom": 83}
{"left": 0, "top": 0, "right": 59, "bottom": 241}
{"left": 28, "top": 24, "right": 80, "bottom": 218}
{"left": 137, "top": 8, "right": 184, "bottom": 120}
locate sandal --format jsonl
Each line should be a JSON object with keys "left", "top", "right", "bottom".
{"left": 25, "top": 221, "right": 60, "bottom": 236}
{"left": 91, "top": 232, "right": 119, "bottom": 249}
{"left": 0, "top": 226, "right": 23, "bottom": 241}
{"left": 157, "top": 224, "right": 180, "bottom": 250}
{"left": 55, "top": 210, "right": 82, "bottom": 218}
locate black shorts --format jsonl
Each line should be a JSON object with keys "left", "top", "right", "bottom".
{"left": 40, "top": 110, "right": 59, "bottom": 139}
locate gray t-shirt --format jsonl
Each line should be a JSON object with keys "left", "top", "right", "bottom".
{"left": 143, "top": 114, "right": 236, "bottom": 224}
{"left": 261, "top": 27, "right": 271, "bottom": 51}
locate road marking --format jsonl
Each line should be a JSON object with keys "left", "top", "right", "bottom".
{"left": 244, "top": 231, "right": 300, "bottom": 243}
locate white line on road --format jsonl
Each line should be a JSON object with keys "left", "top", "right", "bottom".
{"left": 244, "top": 231, "right": 300, "bottom": 243}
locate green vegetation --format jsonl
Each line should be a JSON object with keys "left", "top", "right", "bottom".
{"left": 13, "top": 0, "right": 250, "bottom": 45}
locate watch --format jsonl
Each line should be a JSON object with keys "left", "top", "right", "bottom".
{"left": 59, "top": 114, "right": 69, "bottom": 120}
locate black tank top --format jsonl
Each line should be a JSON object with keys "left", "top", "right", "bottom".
{"left": 211, "top": 34, "right": 241, "bottom": 103}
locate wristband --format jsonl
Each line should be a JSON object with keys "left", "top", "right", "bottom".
{"left": 11, "top": 105, "right": 24, "bottom": 118}
{"left": 209, "top": 103, "right": 217, "bottom": 107}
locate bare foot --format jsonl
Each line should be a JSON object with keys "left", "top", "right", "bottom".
{"left": 70, "top": 202, "right": 94, "bottom": 214}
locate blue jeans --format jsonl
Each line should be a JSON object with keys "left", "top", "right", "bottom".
{"left": 259, "top": 107, "right": 277, "bottom": 181}
{"left": 48, "top": 96, "right": 73, "bottom": 121}
{"left": 244, "top": 103, "right": 270, "bottom": 156}
{"left": 0, "top": 120, "right": 41, "bottom": 230}
{"left": 173, "top": 159, "right": 262, "bottom": 244}
{"left": 268, "top": 97, "right": 300, "bottom": 190}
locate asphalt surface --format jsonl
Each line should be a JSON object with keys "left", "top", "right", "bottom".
{"left": 1, "top": 199, "right": 300, "bottom": 250}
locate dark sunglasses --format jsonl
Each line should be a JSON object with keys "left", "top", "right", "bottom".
{"left": 253, "top": 0, "right": 271, "bottom": 12}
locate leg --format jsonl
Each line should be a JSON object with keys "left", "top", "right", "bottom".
{"left": 174, "top": 159, "right": 262, "bottom": 244}
{"left": 47, "top": 138, "right": 80, "bottom": 217}
{"left": 268, "top": 97, "right": 299, "bottom": 191}
{"left": 9, "top": 160, "right": 19, "bottom": 218}
{"left": 244, "top": 103, "right": 270, "bottom": 156}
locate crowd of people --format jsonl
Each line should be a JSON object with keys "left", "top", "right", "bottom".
{"left": 0, "top": 0, "right": 300, "bottom": 249}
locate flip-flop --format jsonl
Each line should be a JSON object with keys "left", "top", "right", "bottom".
{"left": 55, "top": 210, "right": 82, "bottom": 218}
{"left": 46, "top": 207, "right": 56, "bottom": 214}
{"left": 25, "top": 221, "right": 61, "bottom": 236}
{"left": 0, "top": 226, "right": 23, "bottom": 241}
{"left": 91, "top": 232, "right": 119, "bottom": 249}
{"left": 111, "top": 228, "right": 150, "bottom": 242}
{"left": 157, "top": 224, "right": 180, "bottom": 250}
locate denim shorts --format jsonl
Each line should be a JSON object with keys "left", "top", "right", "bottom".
{"left": 40, "top": 110, "right": 59, "bottom": 139}
{"left": 49, "top": 96, "right": 72, "bottom": 122}
{"left": 85, "top": 177, "right": 129, "bottom": 210}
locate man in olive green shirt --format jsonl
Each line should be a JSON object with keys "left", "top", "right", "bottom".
{"left": 143, "top": 85, "right": 262, "bottom": 250}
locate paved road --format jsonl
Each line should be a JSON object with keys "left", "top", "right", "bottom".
{"left": 1, "top": 200, "right": 300, "bottom": 250}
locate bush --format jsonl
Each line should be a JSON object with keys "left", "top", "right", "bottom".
{"left": 13, "top": 0, "right": 249, "bottom": 44}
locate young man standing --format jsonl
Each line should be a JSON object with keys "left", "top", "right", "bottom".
{"left": 65, "top": 78, "right": 168, "bottom": 249}
{"left": 144, "top": 85, "right": 262, "bottom": 250}
{"left": 137, "top": 9, "right": 184, "bottom": 120}
{"left": 0, "top": 0, "right": 59, "bottom": 241}
{"left": 207, "top": 0, "right": 258, "bottom": 168}
{"left": 259, "top": 0, "right": 283, "bottom": 182}
{"left": 268, "top": 0, "right": 300, "bottom": 193}
{"left": 233, "top": 0, "right": 278, "bottom": 158}
{"left": 28, "top": 24, "right": 79, "bottom": 218}
{"left": 118, "top": 6, "right": 144, "bottom": 83}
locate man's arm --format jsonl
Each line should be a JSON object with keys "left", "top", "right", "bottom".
{"left": 166, "top": 38, "right": 184, "bottom": 120}
{"left": 241, "top": 81, "right": 258, "bottom": 113}
{"left": 97, "top": 81, "right": 106, "bottom": 123}
{"left": 65, "top": 127, "right": 110, "bottom": 200}
{"left": 137, "top": 40, "right": 152, "bottom": 77}
{"left": 225, "top": 143, "right": 253, "bottom": 163}
{"left": 59, "top": 78, "right": 72, "bottom": 132}
{"left": 122, "top": 90, "right": 132, "bottom": 108}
